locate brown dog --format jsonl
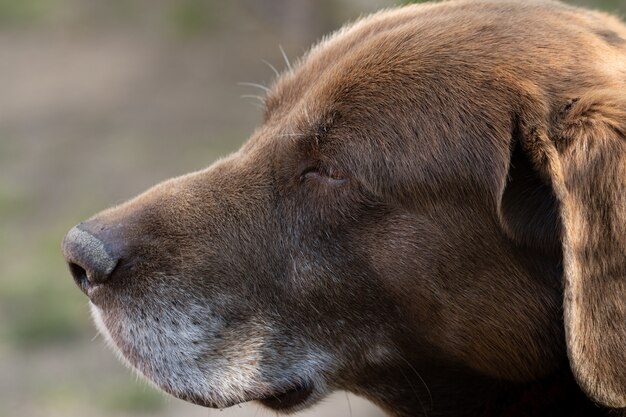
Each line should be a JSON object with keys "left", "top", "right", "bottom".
{"left": 61, "top": 1, "right": 626, "bottom": 416}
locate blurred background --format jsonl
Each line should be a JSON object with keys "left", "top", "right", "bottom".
{"left": 0, "top": 0, "right": 624, "bottom": 416}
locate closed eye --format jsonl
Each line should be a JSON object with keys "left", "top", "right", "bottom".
{"left": 300, "top": 167, "right": 348, "bottom": 186}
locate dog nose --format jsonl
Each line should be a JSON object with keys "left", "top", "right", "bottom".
{"left": 62, "top": 224, "right": 120, "bottom": 294}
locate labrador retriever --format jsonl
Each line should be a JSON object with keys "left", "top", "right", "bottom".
{"left": 61, "top": 1, "right": 626, "bottom": 416}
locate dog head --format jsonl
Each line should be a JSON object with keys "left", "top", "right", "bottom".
{"left": 62, "top": 1, "right": 626, "bottom": 414}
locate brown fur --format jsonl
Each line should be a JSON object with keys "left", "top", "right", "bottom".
{"left": 62, "top": 1, "right": 626, "bottom": 416}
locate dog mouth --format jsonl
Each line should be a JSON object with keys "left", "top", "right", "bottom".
{"left": 175, "top": 382, "right": 315, "bottom": 411}
{"left": 258, "top": 382, "right": 314, "bottom": 410}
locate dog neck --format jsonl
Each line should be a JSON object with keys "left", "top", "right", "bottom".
{"left": 354, "top": 364, "right": 608, "bottom": 417}
{"left": 495, "top": 370, "right": 605, "bottom": 417}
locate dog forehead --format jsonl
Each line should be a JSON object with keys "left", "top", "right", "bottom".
{"left": 268, "top": 22, "right": 424, "bottom": 122}
{"left": 262, "top": 8, "right": 489, "bottom": 161}
{"left": 268, "top": 0, "right": 611, "bottom": 115}
{"left": 266, "top": 2, "right": 503, "bottom": 132}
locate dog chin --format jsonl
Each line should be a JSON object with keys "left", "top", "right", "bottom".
{"left": 257, "top": 382, "right": 321, "bottom": 412}
{"left": 174, "top": 380, "right": 323, "bottom": 412}
{"left": 89, "top": 303, "right": 329, "bottom": 412}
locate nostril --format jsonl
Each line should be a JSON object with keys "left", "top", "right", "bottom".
{"left": 68, "top": 262, "right": 91, "bottom": 293}
{"left": 62, "top": 225, "right": 121, "bottom": 294}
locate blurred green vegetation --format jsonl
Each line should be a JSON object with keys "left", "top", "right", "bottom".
{"left": 35, "top": 376, "right": 166, "bottom": 413}
{"left": 169, "top": 0, "right": 219, "bottom": 36}
{"left": 0, "top": 0, "right": 224, "bottom": 33}
{"left": 0, "top": 0, "right": 51, "bottom": 25}
{"left": 570, "top": 0, "right": 626, "bottom": 11}
{"left": 97, "top": 380, "right": 166, "bottom": 413}
{"left": 401, "top": 0, "right": 626, "bottom": 12}
{"left": 0, "top": 0, "right": 623, "bottom": 27}
{"left": 0, "top": 234, "right": 86, "bottom": 348}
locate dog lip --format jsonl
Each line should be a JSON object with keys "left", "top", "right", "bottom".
{"left": 173, "top": 392, "right": 249, "bottom": 409}
{"left": 180, "top": 384, "right": 315, "bottom": 410}
{"left": 85, "top": 284, "right": 105, "bottom": 304}
{"left": 258, "top": 382, "right": 314, "bottom": 410}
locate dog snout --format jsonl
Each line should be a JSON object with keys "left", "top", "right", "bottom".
{"left": 62, "top": 222, "right": 121, "bottom": 295}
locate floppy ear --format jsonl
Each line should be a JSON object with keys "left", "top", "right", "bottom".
{"left": 499, "top": 89, "right": 626, "bottom": 408}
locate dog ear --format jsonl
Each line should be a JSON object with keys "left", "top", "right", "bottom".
{"left": 499, "top": 89, "right": 626, "bottom": 408}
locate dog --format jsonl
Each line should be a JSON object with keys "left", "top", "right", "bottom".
{"left": 61, "top": 0, "right": 626, "bottom": 416}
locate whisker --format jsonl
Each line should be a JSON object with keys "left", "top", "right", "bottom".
{"left": 241, "top": 100, "right": 265, "bottom": 111}
{"left": 241, "top": 94, "right": 266, "bottom": 103}
{"left": 237, "top": 82, "right": 271, "bottom": 94}
{"left": 279, "top": 44, "right": 293, "bottom": 72}
{"left": 261, "top": 59, "right": 281, "bottom": 79}
{"left": 345, "top": 392, "right": 353, "bottom": 417}
{"left": 398, "top": 366, "right": 429, "bottom": 417}
{"left": 398, "top": 354, "right": 433, "bottom": 410}
{"left": 239, "top": 94, "right": 265, "bottom": 111}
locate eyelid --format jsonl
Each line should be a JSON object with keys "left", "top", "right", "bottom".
{"left": 300, "top": 167, "right": 348, "bottom": 186}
